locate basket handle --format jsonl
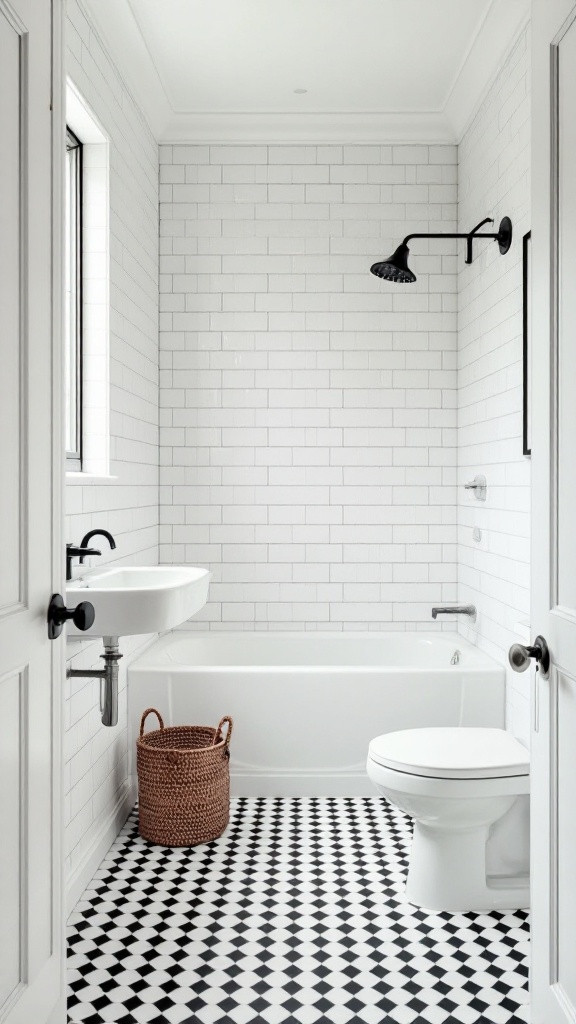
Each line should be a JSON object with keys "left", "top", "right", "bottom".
{"left": 140, "top": 707, "right": 164, "bottom": 737}
{"left": 214, "top": 715, "right": 233, "bottom": 746}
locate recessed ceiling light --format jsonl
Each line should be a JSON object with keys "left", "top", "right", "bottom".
{"left": 294, "top": 88, "right": 308, "bottom": 94}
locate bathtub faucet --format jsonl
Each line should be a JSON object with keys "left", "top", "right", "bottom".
{"left": 432, "top": 605, "right": 477, "bottom": 623}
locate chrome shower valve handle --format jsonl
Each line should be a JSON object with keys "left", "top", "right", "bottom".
{"left": 464, "top": 475, "right": 487, "bottom": 500}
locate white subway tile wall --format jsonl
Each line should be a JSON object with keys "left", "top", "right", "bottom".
{"left": 65, "top": 0, "right": 158, "bottom": 896}
{"left": 457, "top": 26, "right": 531, "bottom": 743}
{"left": 159, "top": 143, "right": 459, "bottom": 631}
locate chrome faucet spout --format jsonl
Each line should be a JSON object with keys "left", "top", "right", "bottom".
{"left": 432, "top": 605, "right": 477, "bottom": 623}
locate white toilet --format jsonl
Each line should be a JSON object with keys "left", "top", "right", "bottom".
{"left": 367, "top": 727, "right": 530, "bottom": 913}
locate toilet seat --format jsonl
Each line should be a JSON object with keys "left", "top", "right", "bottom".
{"left": 366, "top": 757, "right": 530, "bottom": 800}
{"left": 368, "top": 727, "right": 530, "bottom": 780}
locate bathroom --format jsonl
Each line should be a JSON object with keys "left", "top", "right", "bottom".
{"left": 1, "top": 0, "right": 575, "bottom": 1021}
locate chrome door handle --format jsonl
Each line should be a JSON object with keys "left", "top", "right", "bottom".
{"left": 508, "top": 635, "right": 550, "bottom": 679}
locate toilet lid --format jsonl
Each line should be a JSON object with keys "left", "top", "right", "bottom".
{"left": 368, "top": 727, "right": 530, "bottom": 780}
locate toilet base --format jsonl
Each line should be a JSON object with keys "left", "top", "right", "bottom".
{"left": 406, "top": 820, "right": 530, "bottom": 913}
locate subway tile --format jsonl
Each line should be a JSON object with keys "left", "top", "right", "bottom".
{"left": 154, "top": 128, "right": 525, "bottom": 660}
{"left": 457, "top": 25, "right": 530, "bottom": 738}
{"left": 66, "top": 0, "right": 160, "bottom": 869}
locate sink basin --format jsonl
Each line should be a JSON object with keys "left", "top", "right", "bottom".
{"left": 66, "top": 566, "right": 211, "bottom": 638}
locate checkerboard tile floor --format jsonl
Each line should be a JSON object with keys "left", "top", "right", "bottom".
{"left": 67, "top": 797, "right": 530, "bottom": 1024}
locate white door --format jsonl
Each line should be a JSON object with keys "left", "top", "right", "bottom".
{"left": 0, "top": 0, "right": 65, "bottom": 1022}
{"left": 528, "top": 1, "right": 576, "bottom": 1021}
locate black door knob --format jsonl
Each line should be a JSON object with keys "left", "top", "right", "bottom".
{"left": 47, "top": 593, "right": 95, "bottom": 639}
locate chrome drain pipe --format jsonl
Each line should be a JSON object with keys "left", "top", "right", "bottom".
{"left": 67, "top": 636, "right": 123, "bottom": 727}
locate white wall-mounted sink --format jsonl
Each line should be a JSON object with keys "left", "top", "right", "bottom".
{"left": 66, "top": 566, "right": 211, "bottom": 638}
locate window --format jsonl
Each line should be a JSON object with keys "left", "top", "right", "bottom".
{"left": 66, "top": 83, "right": 110, "bottom": 478}
{"left": 65, "top": 127, "right": 83, "bottom": 468}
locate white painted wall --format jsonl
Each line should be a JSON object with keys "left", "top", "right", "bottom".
{"left": 158, "top": 144, "right": 459, "bottom": 631}
{"left": 457, "top": 26, "right": 531, "bottom": 744}
{"left": 64, "top": 0, "right": 159, "bottom": 907}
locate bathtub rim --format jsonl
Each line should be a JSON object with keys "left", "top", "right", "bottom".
{"left": 129, "top": 629, "right": 504, "bottom": 675}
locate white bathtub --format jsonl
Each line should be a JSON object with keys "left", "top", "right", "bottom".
{"left": 129, "top": 632, "right": 505, "bottom": 796}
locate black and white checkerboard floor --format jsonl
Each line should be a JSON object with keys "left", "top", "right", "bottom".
{"left": 67, "top": 797, "right": 530, "bottom": 1024}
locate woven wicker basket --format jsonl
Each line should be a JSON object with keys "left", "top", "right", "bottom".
{"left": 137, "top": 707, "right": 233, "bottom": 847}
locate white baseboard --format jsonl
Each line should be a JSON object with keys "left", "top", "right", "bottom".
{"left": 230, "top": 770, "right": 375, "bottom": 797}
{"left": 66, "top": 777, "right": 136, "bottom": 917}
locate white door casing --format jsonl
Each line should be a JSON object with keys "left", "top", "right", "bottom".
{"left": 531, "top": 0, "right": 576, "bottom": 1020}
{"left": 0, "top": 0, "right": 65, "bottom": 1022}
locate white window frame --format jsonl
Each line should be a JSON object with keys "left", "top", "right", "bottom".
{"left": 65, "top": 80, "right": 112, "bottom": 480}
{"left": 65, "top": 125, "right": 83, "bottom": 469}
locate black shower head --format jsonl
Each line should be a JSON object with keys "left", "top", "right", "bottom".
{"left": 370, "top": 216, "right": 513, "bottom": 284}
{"left": 370, "top": 243, "right": 416, "bottom": 284}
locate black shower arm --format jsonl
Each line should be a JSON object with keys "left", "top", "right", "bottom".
{"left": 403, "top": 217, "right": 503, "bottom": 266}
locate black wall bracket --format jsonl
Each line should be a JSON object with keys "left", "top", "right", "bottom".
{"left": 465, "top": 216, "right": 512, "bottom": 264}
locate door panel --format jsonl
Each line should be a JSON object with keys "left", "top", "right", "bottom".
{"left": 531, "top": 2, "right": 576, "bottom": 1023}
{"left": 553, "top": 18, "right": 576, "bottom": 1012}
{"left": 556, "top": 15, "right": 576, "bottom": 617}
{"left": 557, "top": 669, "right": 576, "bottom": 1008}
{"left": 0, "top": 4, "right": 23, "bottom": 613}
{"left": 0, "top": 0, "right": 64, "bottom": 1022}
{"left": 0, "top": 670, "right": 23, "bottom": 1007}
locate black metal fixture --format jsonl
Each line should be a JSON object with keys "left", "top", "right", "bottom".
{"left": 522, "top": 230, "right": 531, "bottom": 456}
{"left": 47, "top": 593, "right": 95, "bottom": 639}
{"left": 79, "top": 529, "right": 116, "bottom": 563}
{"left": 370, "top": 216, "right": 513, "bottom": 283}
{"left": 66, "top": 543, "right": 101, "bottom": 581}
{"left": 66, "top": 530, "right": 116, "bottom": 580}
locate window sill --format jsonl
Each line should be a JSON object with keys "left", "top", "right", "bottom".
{"left": 66, "top": 472, "right": 118, "bottom": 485}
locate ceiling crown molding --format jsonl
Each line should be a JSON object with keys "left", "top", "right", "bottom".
{"left": 443, "top": 0, "right": 530, "bottom": 141}
{"left": 78, "top": 0, "right": 171, "bottom": 138}
{"left": 162, "top": 111, "right": 454, "bottom": 145}
{"left": 80, "top": 0, "right": 529, "bottom": 146}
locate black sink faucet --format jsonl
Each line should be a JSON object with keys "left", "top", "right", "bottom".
{"left": 66, "top": 530, "right": 116, "bottom": 581}
{"left": 79, "top": 529, "right": 116, "bottom": 563}
{"left": 66, "top": 543, "right": 101, "bottom": 581}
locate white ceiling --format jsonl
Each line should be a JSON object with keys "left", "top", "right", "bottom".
{"left": 82, "top": 0, "right": 530, "bottom": 142}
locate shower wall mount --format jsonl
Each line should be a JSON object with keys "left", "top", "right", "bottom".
{"left": 370, "top": 215, "right": 512, "bottom": 283}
